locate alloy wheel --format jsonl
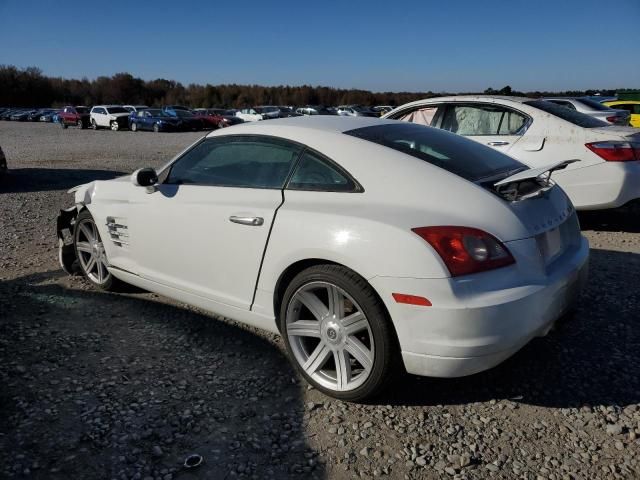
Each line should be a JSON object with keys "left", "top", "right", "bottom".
{"left": 111, "top": 121, "right": 119, "bottom": 131}
{"left": 286, "top": 281, "right": 374, "bottom": 392}
{"left": 75, "top": 217, "right": 109, "bottom": 285}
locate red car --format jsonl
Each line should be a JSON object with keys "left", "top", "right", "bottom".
{"left": 59, "top": 106, "right": 91, "bottom": 129}
{"left": 192, "top": 109, "right": 229, "bottom": 129}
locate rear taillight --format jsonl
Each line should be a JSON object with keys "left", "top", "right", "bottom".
{"left": 412, "top": 226, "right": 515, "bottom": 277}
{"left": 585, "top": 141, "right": 639, "bottom": 162}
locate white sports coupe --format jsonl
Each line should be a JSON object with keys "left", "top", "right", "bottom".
{"left": 57, "top": 117, "right": 589, "bottom": 401}
{"left": 383, "top": 96, "right": 640, "bottom": 210}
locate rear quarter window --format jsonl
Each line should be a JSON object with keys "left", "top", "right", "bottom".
{"left": 525, "top": 100, "right": 608, "bottom": 128}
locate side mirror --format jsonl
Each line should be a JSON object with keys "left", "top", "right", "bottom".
{"left": 132, "top": 168, "right": 158, "bottom": 192}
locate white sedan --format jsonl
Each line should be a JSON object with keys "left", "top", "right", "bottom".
{"left": 384, "top": 96, "right": 640, "bottom": 210}
{"left": 57, "top": 117, "right": 588, "bottom": 401}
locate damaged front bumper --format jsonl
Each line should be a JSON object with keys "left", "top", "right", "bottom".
{"left": 57, "top": 206, "right": 79, "bottom": 274}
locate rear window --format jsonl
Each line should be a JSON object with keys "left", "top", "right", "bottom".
{"left": 576, "top": 98, "right": 611, "bottom": 111}
{"left": 344, "top": 123, "right": 524, "bottom": 182}
{"left": 76, "top": 107, "right": 89, "bottom": 114}
{"left": 525, "top": 100, "right": 608, "bottom": 128}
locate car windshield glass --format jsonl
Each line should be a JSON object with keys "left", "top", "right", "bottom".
{"left": 107, "top": 107, "right": 128, "bottom": 114}
{"left": 524, "top": 100, "right": 608, "bottom": 128}
{"left": 345, "top": 123, "right": 524, "bottom": 182}
{"left": 76, "top": 107, "right": 89, "bottom": 114}
{"left": 174, "top": 110, "right": 194, "bottom": 117}
{"left": 147, "top": 109, "right": 163, "bottom": 116}
{"left": 577, "top": 98, "right": 611, "bottom": 111}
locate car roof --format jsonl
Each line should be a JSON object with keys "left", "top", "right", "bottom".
{"left": 94, "top": 105, "right": 125, "bottom": 108}
{"left": 207, "top": 115, "right": 392, "bottom": 137}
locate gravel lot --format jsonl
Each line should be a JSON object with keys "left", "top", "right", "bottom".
{"left": 1, "top": 121, "right": 639, "bottom": 480}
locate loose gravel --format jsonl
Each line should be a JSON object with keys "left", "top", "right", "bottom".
{"left": 1, "top": 121, "right": 639, "bottom": 479}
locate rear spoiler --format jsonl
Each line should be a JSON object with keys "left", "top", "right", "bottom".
{"left": 494, "top": 159, "right": 579, "bottom": 201}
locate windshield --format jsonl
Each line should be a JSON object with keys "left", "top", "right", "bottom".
{"left": 525, "top": 100, "right": 608, "bottom": 128}
{"left": 345, "top": 123, "right": 524, "bottom": 182}
{"left": 107, "top": 107, "right": 128, "bottom": 114}
{"left": 146, "top": 109, "right": 164, "bottom": 116}
{"left": 173, "top": 110, "right": 194, "bottom": 118}
{"left": 76, "top": 107, "right": 89, "bottom": 114}
{"left": 577, "top": 98, "right": 611, "bottom": 111}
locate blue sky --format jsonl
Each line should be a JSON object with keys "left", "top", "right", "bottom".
{"left": 0, "top": 0, "right": 638, "bottom": 92}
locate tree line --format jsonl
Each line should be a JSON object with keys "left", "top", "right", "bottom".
{"left": 0, "top": 65, "right": 626, "bottom": 109}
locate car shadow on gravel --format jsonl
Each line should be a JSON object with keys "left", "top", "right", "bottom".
{"left": 0, "top": 168, "right": 126, "bottom": 193}
{"left": 578, "top": 207, "right": 640, "bottom": 233}
{"left": 381, "top": 248, "right": 640, "bottom": 410}
{"left": 0, "top": 271, "right": 324, "bottom": 479}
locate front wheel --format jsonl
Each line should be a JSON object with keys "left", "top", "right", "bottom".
{"left": 73, "top": 210, "right": 120, "bottom": 291}
{"left": 131, "top": 121, "right": 137, "bottom": 132}
{"left": 61, "top": 119, "right": 68, "bottom": 129}
{"left": 77, "top": 119, "right": 84, "bottom": 129}
{"left": 110, "top": 121, "right": 119, "bottom": 131}
{"left": 153, "top": 123, "right": 160, "bottom": 133}
{"left": 91, "top": 118, "right": 98, "bottom": 130}
{"left": 279, "top": 264, "right": 399, "bottom": 401}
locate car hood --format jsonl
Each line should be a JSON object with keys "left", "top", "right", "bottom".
{"left": 108, "top": 112, "right": 131, "bottom": 118}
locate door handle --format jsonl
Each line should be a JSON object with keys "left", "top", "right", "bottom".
{"left": 229, "top": 216, "right": 264, "bottom": 226}
{"left": 487, "top": 141, "right": 509, "bottom": 146}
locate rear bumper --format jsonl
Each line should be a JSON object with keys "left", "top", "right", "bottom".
{"left": 370, "top": 236, "right": 589, "bottom": 378}
{"left": 553, "top": 161, "right": 640, "bottom": 210}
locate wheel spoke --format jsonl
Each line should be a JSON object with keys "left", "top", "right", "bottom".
{"left": 297, "top": 291, "right": 329, "bottom": 321}
{"left": 345, "top": 336, "right": 373, "bottom": 373}
{"left": 288, "top": 320, "right": 321, "bottom": 338}
{"left": 79, "top": 223, "right": 95, "bottom": 242}
{"left": 327, "top": 284, "right": 344, "bottom": 319}
{"left": 96, "top": 260, "right": 105, "bottom": 282}
{"left": 341, "top": 311, "right": 367, "bottom": 336}
{"left": 76, "top": 241, "right": 92, "bottom": 253}
{"left": 334, "top": 349, "right": 352, "bottom": 390}
{"left": 84, "top": 255, "right": 96, "bottom": 273}
{"left": 302, "top": 342, "right": 332, "bottom": 375}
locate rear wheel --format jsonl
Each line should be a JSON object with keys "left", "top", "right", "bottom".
{"left": 131, "top": 121, "right": 137, "bottom": 132}
{"left": 153, "top": 123, "right": 160, "bottom": 133}
{"left": 91, "top": 118, "right": 98, "bottom": 130}
{"left": 77, "top": 119, "right": 84, "bottom": 129}
{"left": 61, "top": 119, "right": 68, "bottom": 129}
{"left": 279, "top": 264, "right": 399, "bottom": 401}
{"left": 74, "top": 210, "right": 121, "bottom": 291}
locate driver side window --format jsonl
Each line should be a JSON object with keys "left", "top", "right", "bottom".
{"left": 165, "top": 136, "right": 302, "bottom": 189}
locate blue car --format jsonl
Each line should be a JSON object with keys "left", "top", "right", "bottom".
{"left": 129, "top": 109, "right": 183, "bottom": 132}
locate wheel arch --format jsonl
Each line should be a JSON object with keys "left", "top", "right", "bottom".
{"left": 272, "top": 258, "right": 399, "bottom": 346}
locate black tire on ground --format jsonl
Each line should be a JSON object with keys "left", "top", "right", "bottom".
{"left": 61, "top": 120, "right": 68, "bottom": 129}
{"left": 153, "top": 123, "right": 160, "bottom": 133}
{"left": 279, "top": 264, "right": 400, "bottom": 402}
{"left": 73, "top": 209, "right": 122, "bottom": 291}
{"left": 131, "top": 121, "right": 137, "bottom": 132}
{"left": 77, "top": 119, "right": 84, "bottom": 129}
{"left": 91, "top": 118, "right": 98, "bottom": 130}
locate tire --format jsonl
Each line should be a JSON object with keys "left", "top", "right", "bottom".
{"left": 131, "top": 121, "right": 137, "bottom": 132}
{"left": 279, "top": 264, "right": 399, "bottom": 401}
{"left": 77, "top": 119, "right": 84, "bottom": 129}
{"left": 91, "top": 118, "right": 98, "bottom": 130}
{"left": 73, "top": 210, "right": 121, "bottom": 291}
{"left": 217, "top": 121, "right": 226, "bottom": 129}
{"left": 153, "top": 123, "right": 160, "bottom": 133}
{"left": 61, "top": 119, "right": 68, "bottom": 129}
{"left": 110, "top": 121, "right": 119, "bottom": 131}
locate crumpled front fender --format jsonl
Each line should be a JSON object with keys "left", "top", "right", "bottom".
{"left": 56, "top": 206, "right": 79, "bottom": 275}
